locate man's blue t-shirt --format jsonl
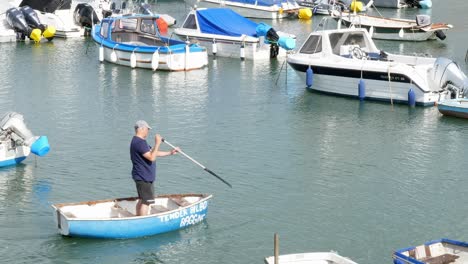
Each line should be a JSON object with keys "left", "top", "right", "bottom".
{"left": 130, "top": 136, "right": 156, "bottom": 182}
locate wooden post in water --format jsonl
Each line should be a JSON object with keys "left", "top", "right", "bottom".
{"left": 274, "top": 233, "right": 279, "bottom": 264}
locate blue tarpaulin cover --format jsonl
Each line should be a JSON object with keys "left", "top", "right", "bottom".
{"left": 196, "top": 8, "right": 259, "bottom": 37}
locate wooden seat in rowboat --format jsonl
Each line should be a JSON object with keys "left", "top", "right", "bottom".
{"left": 170, "top": 197, "right": 191, "bottom": 207}
{"left": 421, "top": 254, "right": 459, "bottom": 264}
{"left": 113, "top": 202, "right": 135, "bottom": 217}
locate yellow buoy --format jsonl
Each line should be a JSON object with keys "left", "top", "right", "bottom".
{"left": 278, "top": 7, "right": 284, "bottom": 15}
{"left": 350, "top": 0, "right": 364, "bottom": 12}
{"left": 30, "top": 28, "right": 42, "bottom": 43}
{"left": 298, "top": 8, "right": 312, "bottom": 20}
{"left": 43, "top": 26, "right": 56, "bottom": 41}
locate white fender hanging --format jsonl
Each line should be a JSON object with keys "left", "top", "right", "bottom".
{"left": 369, "top": 26, "right": 374, "bottom": 37}
{"left": 337, "top": 19, "right": 342, "bottom": 30}
{"left": 212, "top": 39, "right": 217, "bottom": 56}
{"left": 99, "top": 45, "right": 104, "bottom": 62}
{"left": 240, "top": 43, "right": 245, "bottom": 61}
{"left": 399, "top": 28, "right": 404, "bottom": 38}
{"left": 151, "top": 49, "right": 159, "bottom": 71}
{"left": 110, "top": 49, "right": 117, "bottom": 63}
{"left": 130, "top": 52, "right": 137, "bottom": 68}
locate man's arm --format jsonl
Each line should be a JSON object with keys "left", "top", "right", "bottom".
{"left": 142, "top": 134, "right": 162, "bottom": 161}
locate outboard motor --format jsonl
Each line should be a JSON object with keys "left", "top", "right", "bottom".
{"left": 20, "top": 5, "right": 56, "bottom": 40}
{"left": 0, "top": 112, "right": 50, "bottom": 157}
{"left": 5, "top": 7, "right": 41, "bottom": 43}
{"left": 416, "top": 15, "right": 430, "bottom": 27}
{"left": 430, "top": 57, "right": 468, "bottom": 98}
{"left": 255, "top": 23, "right": 296, "bottom": 58}
{"left": 74, "top": 3, "right": 100, "bottom": 28}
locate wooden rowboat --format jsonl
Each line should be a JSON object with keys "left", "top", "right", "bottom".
{"left": 392, "top": 238, "right": 468, "bottom": 264}
{"left": 52, "top": 193, "right": 212, "bottom": 239}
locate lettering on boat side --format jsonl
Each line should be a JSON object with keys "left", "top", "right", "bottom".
{"left": 379, "top": 74, "right": 406, "bottom": 81}
{"left": 157, "top": 201, "right": 209, "bottom": 226}
{"left": 180, "top": 214, "right": 206, "bottom": 227}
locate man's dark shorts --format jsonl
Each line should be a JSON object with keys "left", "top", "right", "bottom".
{"left": 135, "top": 180, "right": 155, "bottom": 205}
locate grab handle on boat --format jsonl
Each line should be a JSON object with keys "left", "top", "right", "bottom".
{"left": 162, "top": 138, "right": 232, "bottom": 188}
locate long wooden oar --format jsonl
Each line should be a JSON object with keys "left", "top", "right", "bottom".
{"left": 162, "top": 138, "right": 232, "bottom": 188}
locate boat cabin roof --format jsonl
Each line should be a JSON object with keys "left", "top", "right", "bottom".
{"left": 298, "top": 28, "right": 379, "bottom": 56}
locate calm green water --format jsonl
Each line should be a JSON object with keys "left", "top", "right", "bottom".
{"left": 1, "top": 1, "right": 468, "bottom": 263}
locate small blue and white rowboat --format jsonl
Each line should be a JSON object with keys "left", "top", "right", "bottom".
{"left": 393, "top": 238, "right": 468, "bottom": 264}
{"left": 437, "top": 98, "right": 468, "bottom": 119}
{"left": 92, "top": 15, "right": 208, "bottom": 71}
{"left": 52, "top": 194, "right": 212, "bottom": 239}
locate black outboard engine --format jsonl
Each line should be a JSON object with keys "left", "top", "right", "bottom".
{"left": 74, "top": 3, "right": 100, "bottom": 28}
{"left": 265, "top": 28, "right": 280, "bottom": 58}
{"left": 20, "top": 5, "right": 46, "bottom": 32}
{"left": 5, "top": 7, "right": 40, "bottom": 42}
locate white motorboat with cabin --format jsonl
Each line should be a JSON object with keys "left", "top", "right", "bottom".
{"left": 287, "top": 28, "right": 468, "bottom": 106}
{"left": 194, "top": 0, "right": 301, "bottom": 19}
{"left": 174, "top": 8, "right": 296, "bottom": 60}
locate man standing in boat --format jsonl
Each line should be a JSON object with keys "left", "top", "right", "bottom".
{"left": 130, "top": 120, "right": 179, "bottom": 216}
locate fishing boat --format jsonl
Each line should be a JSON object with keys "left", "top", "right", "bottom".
{"left": 361, "top": 0, "right": 431, "bottom": 9}
{"left": 174, "top": 8, "right": 296, "bottom": 60}
{"left": 437, "top": 98, "right": 468, "bottom": 119}
{"left": 297, "top": 0, "right": 367, "bottom": 16}
{"left": 264, "top": 252, "right": 359, "bottom": 264}
{"left": 331, "top": 11, "right": 452, "bottom": 41}
{"left": 91, "top": 14, "right": 208, "bottom": 70}
{"left": 392, "top": 238, "right": 468, "bottom": 264}
{"left": 0, "top": 112, "right": 50, "bottom": 167}
{"left": 287, "top": 28, "right": 468, "bottom": 106}
{"left": 194, "top": 0, "right": 301, "bottom": 19}
{"left": 52, "top": 194, "right": 213, "bottom": 239}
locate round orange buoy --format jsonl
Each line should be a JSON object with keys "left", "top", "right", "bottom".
{"left": 156, "top": 18, "right": 168, "bottom": 35}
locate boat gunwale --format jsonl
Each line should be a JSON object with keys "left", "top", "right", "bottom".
{"left": 52, "top": 193, "right": 213, "bottom": 221}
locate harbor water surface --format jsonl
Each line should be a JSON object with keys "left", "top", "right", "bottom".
{"left": 1, "top": 0, "right": 468, "bottom": 263}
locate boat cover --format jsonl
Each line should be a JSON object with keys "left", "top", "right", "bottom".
{"left": 197, "top": 8, "right": 258, "bottom": 37}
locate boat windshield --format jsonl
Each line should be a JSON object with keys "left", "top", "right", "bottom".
{"left": 140, "top": 19, "right": 156, "bottom": 35}
{"left": 118, "top": 18, "right": 138, "bottom": 31}
{"left": 300, "top": 35, "right": 322, "bottom": 54}
{"left": 182, "top": 14, "right": 197, "bottom": 30}
{"left": 329, "top": 31, "right": 370, "bottom": 55}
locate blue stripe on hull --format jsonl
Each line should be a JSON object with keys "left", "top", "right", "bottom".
{"left": 66, "top": 201, "right": 209, "bottom": 239}
{"left": 0, "top": 156, "right": 27, "bottom": 168}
